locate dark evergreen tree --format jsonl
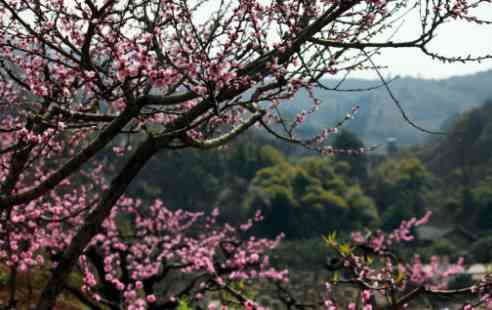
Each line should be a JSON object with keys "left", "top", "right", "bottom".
{"left": 333, "top": 130, "right": 368, "bottom": 182}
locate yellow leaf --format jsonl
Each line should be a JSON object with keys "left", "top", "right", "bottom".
{"left": 339, "top": 243, "right": 352, "bottom": 256}
{"left": 395, "top": 270, "right": 406, "bottom": 284}
{"left": 332, "top": 271, "right": 340, "bottom": 283}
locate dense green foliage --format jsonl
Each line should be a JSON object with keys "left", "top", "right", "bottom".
{"left": 410, "top": 100, "right": 492, "bottom": 262}
{"left": 470, "top": 177, "right": 492, "bottom": 233}
{"left": 333, "top": 130, "right": 368, "bottom": 181}
{"left": 369, "top": 157, "right": 432, "bottom": 230}
{"left": 242, "top": 156, "right": 378, "bottom": 239}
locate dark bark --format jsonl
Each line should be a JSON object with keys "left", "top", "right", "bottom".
{"left": 64, "top": 284, "right": 104, "bottom": 310}
{"left": 0, "top": 103, "right": 140, "bottom": 207}
{"left": 85, "top": 248, "right": 122, "bottom": 306}
{"left": 35, "top": 137, "right": 159, "bottom": 310}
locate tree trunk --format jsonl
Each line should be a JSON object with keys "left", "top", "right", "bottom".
{"left": 35, "top": 138, "right": 158, "bottom": 310}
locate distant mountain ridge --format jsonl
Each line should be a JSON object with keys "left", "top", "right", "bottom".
{"left": 276, "top": 69, "right": 492, "bottom": 146}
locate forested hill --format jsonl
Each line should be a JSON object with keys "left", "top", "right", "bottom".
{"left": 279, "top": 69, "right": 492, "bottom": 146}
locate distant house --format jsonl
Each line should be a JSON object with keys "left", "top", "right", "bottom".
{"left": 386, "top": 137, "right": 398, "bottom": 155}
{"left": 416, "top": 226, "right": 488, "bottom": 281}
{"left": 416, "top": 225, "right": 478, "bottom": 248}
{"left": 467, "top": 264, "right": 488, "bottom": 281}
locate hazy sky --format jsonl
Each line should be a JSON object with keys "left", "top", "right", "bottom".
{"left": 65, "top": 1, "right": 492, "bottom": 80}
{"left": 193, "top": 1, "right": 492, "bottom": 80}
{"left": 346, "top": 7, "right": 492, "bottom": 80}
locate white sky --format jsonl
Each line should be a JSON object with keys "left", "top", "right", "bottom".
{"left": 191, "top": 1, "right": 492, "bottom": 80}
{"left": 66, "top": 1, "right": 492, "bottom": 80}
{"left": 346, "top": 6, "right": 492, "bottom": 80}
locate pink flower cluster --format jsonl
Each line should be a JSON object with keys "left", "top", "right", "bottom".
{"left": 352, "top": 211, "right": 432, "bottom": 253}
{"left": 77, "top": 201, "right": 287, "bottom": 308}
{"left": 320, "top": 211, "right": 492, "bottom": 309}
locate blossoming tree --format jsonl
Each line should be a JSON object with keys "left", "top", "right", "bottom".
{"left": 268, "top": 212, "right": 492, "bottom": 309}
{"left": 0, "top": 0, "right": 491, "bottom": 309}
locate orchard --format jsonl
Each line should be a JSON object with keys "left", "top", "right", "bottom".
{"left": 0, "top": 0, "right": 491, "bottom": 309}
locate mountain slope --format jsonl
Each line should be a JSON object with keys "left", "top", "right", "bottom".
{"left": 277, "top": 70, "right": 492, "bottom": 146}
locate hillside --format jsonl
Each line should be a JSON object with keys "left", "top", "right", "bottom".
{"left": 278, "top": 69, "right": 492, "bottom": 146}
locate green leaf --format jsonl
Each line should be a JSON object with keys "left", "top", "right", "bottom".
{"left": 177, "top": 298, "right": 191, "bottom": 310}
{"left": 323, "top": 232, "right": 337, "bottom": 247}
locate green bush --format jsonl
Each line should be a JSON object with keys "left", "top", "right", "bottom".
{"left": 469, "top": 237, "right": 492, "bottom": 263}
{"left": 243, "top": 157, "right": 379, "bottom": 239}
